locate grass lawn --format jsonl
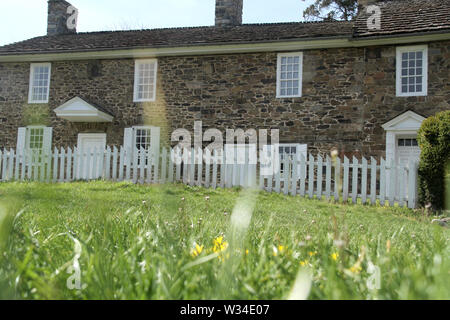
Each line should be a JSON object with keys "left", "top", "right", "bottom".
{"left": 0, "top": 181, "right": 448, "bottom": 300}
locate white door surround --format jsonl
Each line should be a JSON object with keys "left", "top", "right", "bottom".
{"left": 77, "top": 133, "right": 107, "bottom": 179}
{"left": 382, "top": 110, "right": 425, "bottom": 164}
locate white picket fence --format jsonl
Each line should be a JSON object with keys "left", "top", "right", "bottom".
{"left": 0, "top": 146, "right": 418, "bottom": 208}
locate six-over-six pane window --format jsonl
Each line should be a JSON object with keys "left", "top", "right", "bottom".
{"left": 276, "top": 53, "right": 303, "bottom": 98}
{"left": 28, "top": 63, "right": 51, "bottom": 103}
{"left": 396, "top": 45, "right": 428, "bottom": 97}
{"left": 133, "top": 59, "right": 158, "bottom": 102}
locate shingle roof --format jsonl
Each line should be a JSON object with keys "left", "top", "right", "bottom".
{"left": 0, "top": 21, "right": 352, "bottom": 55}
{"left": 353, "top": 0, "right": 450, "bottom": 37}
{"left": 0, "top": 0, "right": 448, "bottom": 56}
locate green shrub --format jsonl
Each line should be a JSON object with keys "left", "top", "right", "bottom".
{"left": 417, "top": 110, "right": 450, "bottom": 211}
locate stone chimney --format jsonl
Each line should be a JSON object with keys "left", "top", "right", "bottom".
{"left": 47, "top": 0, "right": 77, "bottom": 36}
{"left": 215, "top": 0, "right": 243, "bottom": 27}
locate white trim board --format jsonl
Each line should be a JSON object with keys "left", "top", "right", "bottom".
{"left": 1, "top": 33, "right": 449, "bottom": 62}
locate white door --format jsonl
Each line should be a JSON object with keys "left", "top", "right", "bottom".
{"left": 77, "top": 133, "right": 106, "bottom": 179}
{"left": 396, "top": 137, "right": 420, "bottom": 197}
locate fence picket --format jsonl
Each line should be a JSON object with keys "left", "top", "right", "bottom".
{"left": 351, "top": 156, "right": 358, "bottom": 204}
{"left": 388, "top": 159, "right": 396, "bottom": 206}
{"left": 370, "top": 157, "right": 377, "bottom": 205}
{"left": 380, "top": 158, "right": 386, "bottom": 205}
{"left": 300, "top": 154, "right": 306, "bottom": 196}
{"left": 205, "top": 148, "right": 211, "bottom": 188}
{"left": 58, "top": 147, "right": 65, "bottom": 183}
{"left": 343, "top": 156, "right": 349, "bottom": 202}
{"left": 168, "top": 148, "right": 174, "bottom": 183}
{"left": 161, "top": 148, "right": 167, "bottom": 184}
{"left": 408, "top": 159, "right": 418, "bottom": 209}
{"left": 308, "top": 154, "right": 314, "bottom": 199}
{"left": 139, "top": 148, "right": 145, "bottom": 183}
{"left": 325, "top": 155, "right": 331, "bottom": 200}
{"left": 399, "top": 163, "right": 405, "bottom": 207}
{"left": 290, "top": 157, "right": 297, "bottom": 196}
{"left": 317, "top": 155, "right": 323, "bottom": 200}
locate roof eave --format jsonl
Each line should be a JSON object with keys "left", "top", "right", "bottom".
{"left": 0, "top": 31, "right": 449, "bottom": 62}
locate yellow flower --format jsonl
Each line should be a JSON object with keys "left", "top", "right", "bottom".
{"left": 213, "top": 236, "right": 228, "bottom": 253}
{"left": 190, "top": 244, "right": 204, "bottom": 257}
{"left": 350, "top": 265, "right": 362, "bottom": 274}
{"left": 245, "top": 249, "right": 249, "bottom": 255}
{"left": 278, "top": 245, "right": 285, "bottom": 253}
{"left": 308, "top": 251, "right": 317, "bottom": 257}
{"left": 331, "top": 252, "right": 339, "bottom": 261}
{"left": 300, "top": 259, "right": 309, "bottom": 267}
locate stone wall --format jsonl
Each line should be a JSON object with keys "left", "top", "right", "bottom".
{"left": 0, "top": 40, "right": 449, "bottom": 158}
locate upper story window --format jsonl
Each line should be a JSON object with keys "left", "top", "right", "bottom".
{"left": 133, "top": 59, "right": 158, "bottom": 102}
{"left": 276, "top": 52, "right": 303, "bottom": 98}
{"left": 396, "top": 45, "right": 428, "bottom": 97}
{"left": 28, "top": 63, "right": 51, "bottom": 103}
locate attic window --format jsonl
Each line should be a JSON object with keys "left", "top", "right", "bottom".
{"left": 28, "top": 63, "right": 51, "bottom": 103}
{"left": 396, "top": 45, "right": 428, "bottom": 97}
{"left": 133, "top": 59, "right": 158, "bottom": 102}
{"left": 276, "top": 53, "right": 303, "bottom": 98}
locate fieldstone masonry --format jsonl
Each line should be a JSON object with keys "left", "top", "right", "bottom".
{"left": 215, "top": 0, "right": 243, "bottom": 27}
{"left": 47, "top": 0, "right": 76, "bottom": 36}
{"left": 0, "top": 40, "right": 449, "bottom": 158}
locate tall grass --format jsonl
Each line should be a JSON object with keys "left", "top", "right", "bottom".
{"left": 0, "top": 181, "right": 448, "bottom": 300}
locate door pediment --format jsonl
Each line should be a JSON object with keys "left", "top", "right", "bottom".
{"left": 54, "top": 97, "right": 113, "bottom": 123}
{"left": 382, "top": 110, "right": 425, "bottom": 131}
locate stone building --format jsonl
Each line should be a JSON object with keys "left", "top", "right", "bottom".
{"left": 0, "top": 0, "right": 449, "bottom": 166}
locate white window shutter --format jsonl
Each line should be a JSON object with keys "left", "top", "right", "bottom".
{"left": 42, "top": 127, "right": 53, "bottom": 155}
{"left": 124, "top": 127, "right": 134, "bottom": 165}
{"left": 297, "top": 144, "right": 308, "bottom": 180}
{"left": 150, "top": 126, "right": 160, "bottom": 157}
{"left": 16, "top": 128, "right": 26, "bottom": 152}
{"left": 16, "top": 127, "right": 27, "bottom": 163}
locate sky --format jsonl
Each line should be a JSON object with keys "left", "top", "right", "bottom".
{"left": 0, "top": 0, "right": 312, "bottom": 46}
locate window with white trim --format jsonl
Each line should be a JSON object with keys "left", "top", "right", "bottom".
{"left": 16, "top": 126, "right": 53, "bottom": 164}
{"left": 28, "top": 127, "right": 44, "bottom": 151}
{"left": 133, "top": 59, "right": 158, "bottom": 102}
{"left": 276, "top": 53, "right": 303, "bottom": 98}
{"left": 278, "top": 143, "right": 302, "bottom": 174}
{"left": 134, "top": 127, "right": 152, "bottom": 151}
{"left": 28, "top": 63, "right": 51, "bottom": 103}
{"left": 396, "top": 45, "right": 428, "bottom": 97}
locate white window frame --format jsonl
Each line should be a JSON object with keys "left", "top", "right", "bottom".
{"left": 28, "top": 63, "right": 51, "bottom": 103}
{"left": 132, "top": 126, "right": 153, "bottom": 151}
{"left": 133, "top": 59, "right": 158, "bottom": 102}
{"left": 276, "top": 52, "right": 303, "bottom": 98}
{"left": 396, "top": 45, "right": 428, "bottom": 97}
{"left": 26, "top": 125, "right": 45, "bottom": 151}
